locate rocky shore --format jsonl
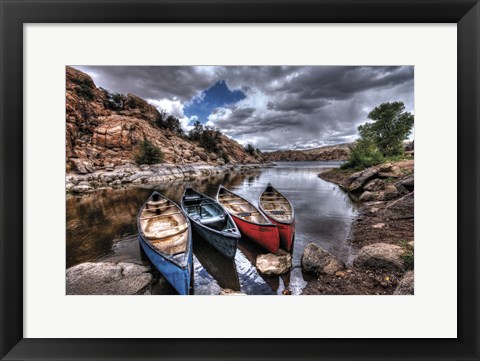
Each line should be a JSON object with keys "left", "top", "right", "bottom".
{"left": 66, "top": 162, "right": 269, "bottom": 194}
{"left": 301, "top": 159, "right": 415, "bottom": 295}
{"left": 264, "top": 143, "right": 350, "bottom": 162}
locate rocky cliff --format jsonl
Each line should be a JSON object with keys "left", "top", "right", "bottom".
{"left": 66, "top": 66, "right": 264, "bottom": 174}
{"left": 264, "top": 143, "right": 350, "bottom": 162}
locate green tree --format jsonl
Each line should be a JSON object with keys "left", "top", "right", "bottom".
{"left": 342, "top": 101, "right": 414, "bottom": 170}
{"left": 199, "top": 126, "right": 221, "bottom": 152}
{"left": 164, "top": 115, "right": 184, "bottom": 135}
{"left": 188, "top": 120, "right": 204, "bottom": 141}
{"left": 135, "top": 138, "right": 164, "bottom": 165}
{"left": 360, "top": 101, "right": 414, "bottom": 157}
{"left": 244, "top": 143, "right": 255, "bottom": 156}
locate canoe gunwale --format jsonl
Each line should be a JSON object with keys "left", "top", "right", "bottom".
{"left": 137, "top": 191, "right": 192, "bottom": 270}
{"left": 259, "top": 183, "right": 295, "bottom": 226}
{"left": 216, "top": 185, "right": 275, "bottom": 227}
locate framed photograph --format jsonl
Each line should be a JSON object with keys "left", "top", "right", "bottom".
{"left": 1, "top": 0, "right": 479, "bottom": 360}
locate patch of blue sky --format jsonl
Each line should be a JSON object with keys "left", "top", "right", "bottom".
{"left": 184, "top": 80, "right": 245, "bottom": 124}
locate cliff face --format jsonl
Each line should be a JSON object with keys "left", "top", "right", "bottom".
{"left": 66, "top": 66, "right": 263, "bottom": 174}
{"left": 264, "top": 144, "right": 351, "bottom": 162}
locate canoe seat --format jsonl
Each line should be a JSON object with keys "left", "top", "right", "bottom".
{"left": 236, "top": 211, "right": 260, "bottom": 217}
{"left": 143, "top": 222, "right": 188, "bottom": 240}
{"left": 270, "top": 210, "right": 286, "bottom": 215}
{"left": 140, "top": 211, "right": 183, "bottom": 220}
{"left": 146, "top": 199, "right": 168, "bottom": 208}
{"left": 199, "top": 215, "right": 225, "bottom": 225}
{"left": 184, "top": 195, "right": 201, "bottom": 201}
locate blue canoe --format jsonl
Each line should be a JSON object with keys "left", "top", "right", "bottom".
{"left": 137, "top": 191, "right": 193, "bottom": 295}
{"left": 181, "top": 187, "right": 241, "bottom": 260}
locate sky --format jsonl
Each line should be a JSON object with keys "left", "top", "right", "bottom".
{"left": 75, "top": 66, "right": 414, "bottom": 151}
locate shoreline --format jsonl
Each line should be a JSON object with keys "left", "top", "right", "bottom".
{"left": 302, "top": 159, "right": 414, "bottom": 295}
{"left": 66, "top": 162, "right": 273, "bottom": 194}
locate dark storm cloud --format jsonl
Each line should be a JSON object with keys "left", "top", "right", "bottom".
{"left": 75, "top": 66, "right": 219, "bottom": 102}
{"left": 74, "top": 65, "right": 414, "bottom": 150}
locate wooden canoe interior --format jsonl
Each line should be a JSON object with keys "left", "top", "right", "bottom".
{"left": 218, "top": 189, "right": 270, "bottom": 225}
{"left": 140, "top": 197, "right": 188, "bottom": 255}
{"left": 260, "top": 188, "right": 293, "bottom": 223}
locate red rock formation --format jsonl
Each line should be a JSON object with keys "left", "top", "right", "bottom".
{"left": 66, "top": 66, "right": 263, "bottom": 173}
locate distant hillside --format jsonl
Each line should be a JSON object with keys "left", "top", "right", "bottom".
{"left": 264, "top": 144, "right": 351, "bottom": 162}
{"left": 66, "top": 66, "right": 264, "bottom": 174}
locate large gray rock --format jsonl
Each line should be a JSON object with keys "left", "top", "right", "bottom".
{"left": 394, "top": 270, "right": 414, "bottom": 295}
{"left": 348, "top": 167, "right": 379, "bottom": 192}
{"left": 364, "top": 178, "right": 384, "bottom": 192}
{"left": 256, "top": 249, "right": 292, "bottom": 275}
{"left": 301, "top": 243, "right": 346, "bottom": 275}
{"left": 378, "top": 185, "right": 399, "bottom": 201}
{"left": 353, "top": 243, "right": 404, "bottom": 271}
{"left": 66, "top": 262, "right": 153, "bottom": 295}
{"left": 359, "top": 191, "right": 377, "bottom": 202}
{"left": 400, "top": 174, "right": 414, "bottom": 190}
{"left": 384, "top": 192, "right": 414, "bottom": 219}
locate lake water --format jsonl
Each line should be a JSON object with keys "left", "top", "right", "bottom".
{"left": 66, "top": 161, "right": 358, "bottom": 295}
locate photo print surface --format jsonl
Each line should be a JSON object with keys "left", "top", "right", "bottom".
{"left": 66, "top": 65, "right": 414, "bottom": 295}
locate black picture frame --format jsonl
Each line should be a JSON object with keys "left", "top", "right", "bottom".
{"left": 1, "top": 0, "right": 479, "bottom": 360}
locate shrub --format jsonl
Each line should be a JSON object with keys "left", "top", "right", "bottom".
{"left": 221, "top": 152, "right": 230, "bottom": 164}
{"left": 76, "top": 83, "right": 94, "bottom": 100}
{"left": 244, "top": 143, "right": 255, "bottom": 156}
{"left": 341, "top": 139, "right": 383, "bottom": 170}
{"left": 134, "top": 139, "right": 164, "bottom": 165}
{"left": 101, "top": 88, "right": 124, "bottom": 110}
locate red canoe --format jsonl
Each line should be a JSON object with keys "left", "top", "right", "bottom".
{"left": 259, "top": 183, "right": 295, "bottom": 252}
{"left": 217, "top": 185, "right": 280, "bottom": 253}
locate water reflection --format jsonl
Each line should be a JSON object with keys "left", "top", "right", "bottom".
{"left": 66, "top": 161, "right": 358, "bottom": 295}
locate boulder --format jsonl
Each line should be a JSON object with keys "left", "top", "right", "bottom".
{"left": 400, "top": 174, "right": 414, "bottom": 190}
{"left": 71, "top": 158, "right": 95, "bottom": 174}
{"left": 256, "top": 249, "right": 292, "bottom": 275}
{"left": 379, "top": 163, "right": 393, "bottom": 172}
{"left": 348, "top": 167, "right": 379, "bottom": 192}
{"left": 363, "top": 178, "right": 384, "bottom": 192}
{"left": 353, "top": 243, "right": 404, "bottom": 271}
{"left": 378, "top": 185, "right": 399, "bottom": 201}
{"left": 385, "top": 192, "right": 414, "bottom": 220}
{"left": 359, "top": 191, "right": 377, "bottom": 202}
{"left": 393, "top": 270, "right": 414, "bottom": 295}
{"left": 301, "top": 243, "right": 346, "bottom": 275}
{"left": 378, "top": 172, "right": 398, "bottom": 178}
{"left": 66, "top": 262, "right": 153, "bottom": 295}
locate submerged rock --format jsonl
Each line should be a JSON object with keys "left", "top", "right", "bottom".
{"left": 301, "top": 243, "right": 346, "bottom": 276}
{"left": 353, "top": 243, "right": 404, "bottom": 272}
{"left": 66, "top": 261, "right": 153, "bottom": 295}
{"left": 255, "top": 249, "right": 292, "bottom": 276}
{"left": 394, "top": 270, "right": 414, "bottom": 295}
